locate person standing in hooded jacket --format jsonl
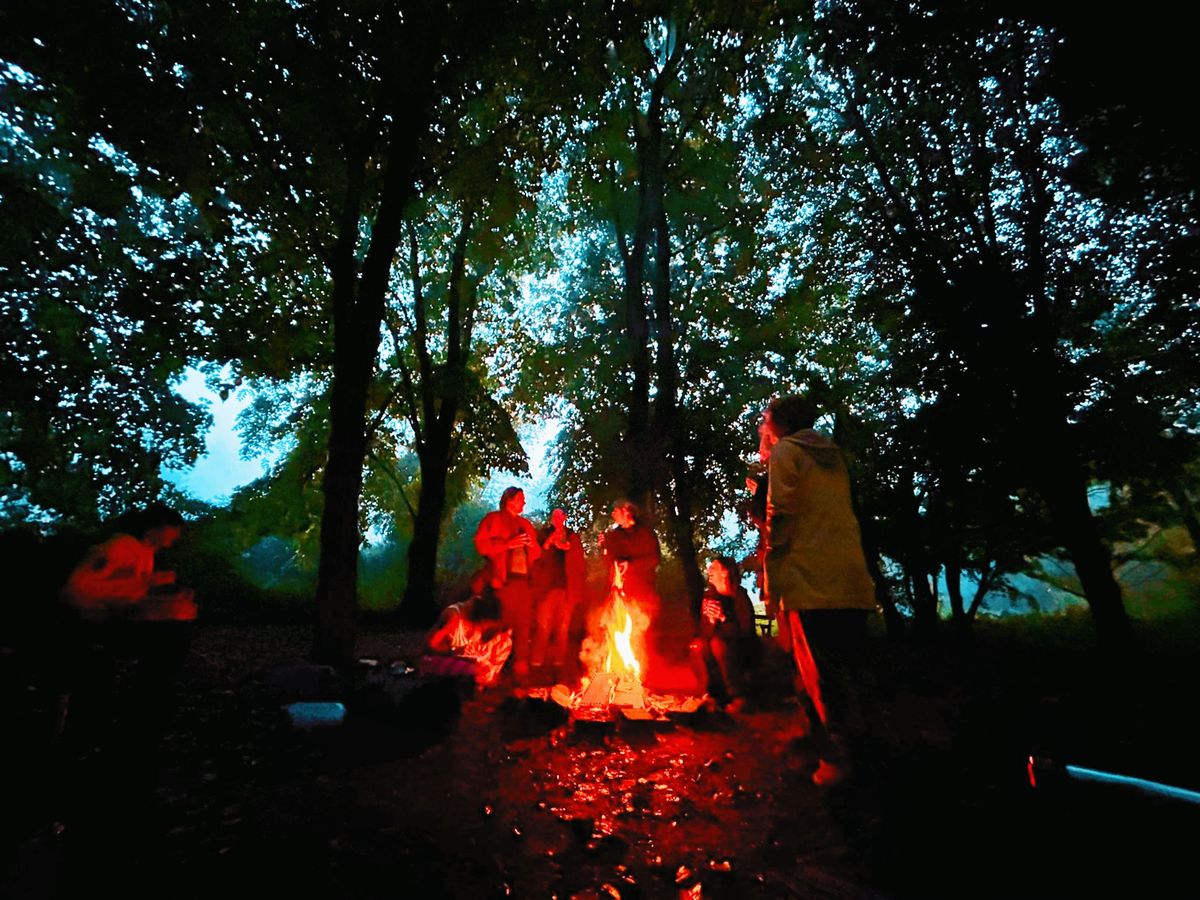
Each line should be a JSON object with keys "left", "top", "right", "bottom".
{"left": 763, "top": 395, "right": 877, "bottom": 785}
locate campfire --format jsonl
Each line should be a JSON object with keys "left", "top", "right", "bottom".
{"left": 544, "top": 564, "right": 704, "bottom": 722}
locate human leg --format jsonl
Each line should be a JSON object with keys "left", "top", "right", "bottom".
{"left": 793, "top": 609, "right": 869, "bottom": 784}
{"left": 688, "top": 637, "right": 715, "bottom": 696}
{"left": 498, "top": 577, "right": 532, "bottom": 676}
{"left": 550, "top": 597, "right": 577, "bottom": 671}
{"left": 710, "top": 630, "right": 744, "bottom": 700}
{"left": 533, "top": 587, "right": 568, "bottom": 670}
{"left": 787, "top": 609, "right": 827, "bottom": 730}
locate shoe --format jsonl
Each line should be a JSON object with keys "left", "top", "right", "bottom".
{"left": 811, "top": 759, "right": 848, "bottom": 786}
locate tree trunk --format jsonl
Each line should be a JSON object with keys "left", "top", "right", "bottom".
{"left": 395, "top": 208, "right": 476, "bottom": 628}
{"left": 945, "top": 559, "right": 966, "bottom": 624}
{"left": 864, "top": 541, "right": 906, "bottom": 635}
{"left": 1022, "top": 339, "right": 1135, "bottom": 650}
{"left": 399, "top": 442, "right": 451, "bottom": 628}
{"left": 645, "top": 129, "right": 703, "bottom": 610}
{"left": 312, "top": 119, "right": 419, "bottom": 671}
{"left": 617, "top": 174, "right": 654, "bottom": 500}
{"left": 965, "top": 563, "right": 993, "bottom": 621}
{"left": 1039, "top": 465, "right": 1136, "bottom": 650}
{"left": 1167, "top": 480, "right": 1200, "bottom": 552}
{"left": 312, "top": 315, "right": 374, "bottom": 669}
{"left": 907, "top": 559, "right": 940, "bottom": 632}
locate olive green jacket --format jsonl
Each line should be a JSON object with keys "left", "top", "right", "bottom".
{"left": 765, "top": 430, "right": 876, "bottom": 612}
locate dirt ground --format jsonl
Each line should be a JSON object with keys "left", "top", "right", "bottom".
{"left": 5, "top": 617, "right": 1199, "bottom": 899}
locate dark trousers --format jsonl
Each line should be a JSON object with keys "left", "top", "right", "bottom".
{"left": 532, "top": 586, "right": 577, "bottom": 670}
{"left": 689, "top": 628, "right": 745, "bottom": 702}
{"left": 786, "top": 608, "right": 868, "bottom": 741}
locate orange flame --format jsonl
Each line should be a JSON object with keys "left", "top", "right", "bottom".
{"left": 611, "top": 602, "right": 641, "bottom": 679}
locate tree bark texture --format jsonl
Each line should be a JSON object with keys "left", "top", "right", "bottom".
{"left": 313, "top": 115, "right": 421, "bottom": 670}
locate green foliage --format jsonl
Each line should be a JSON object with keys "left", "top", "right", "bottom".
{"left": 3, "top": 0, "right": 1195, "bottom": 634}
{"left": 0, "top": 52, "right": 215, "bottom": 526}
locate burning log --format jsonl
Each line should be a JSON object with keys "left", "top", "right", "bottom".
{"left": 543, "top": 565, "right": 705, "bottom": 722}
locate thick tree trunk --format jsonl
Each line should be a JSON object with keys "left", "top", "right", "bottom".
{"left": 646, "top": 140, "right": 703, "bottom": 610}
{"left": 313, "top": 320, "right": 374, "bottom": 669}
{"left": 312, "top": 119, "right": 419, "bottom": 671}
{"left": 1039, "top": 466, "right": 1136, "bottom": 650}
{"left": 1021, "top": 338, "right": 1135, "bottom": 650}
{"left": 399, "top": 443, "right": 451, "bottom": 628}
{"left": 617, "top": 177, "right": 654, "bottom": 500}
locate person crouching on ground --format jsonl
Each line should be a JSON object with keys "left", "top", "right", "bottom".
{"left": 61, "top": 503, "right": 196, "bottom": 624}
{"left": 423, "top": 594, "right": 513, "bottom": 688}
{"left": 56, "top": 504, "right": 197, "bottom": 768}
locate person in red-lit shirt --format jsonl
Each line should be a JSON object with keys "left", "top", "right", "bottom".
{"left": 530, "top": 507, "right": 587, "bottom": 680}
{"left": 56, "top": 504, "right": 197, "bottom": 765}
{"left": 600, "top": 499, "right": 661, "bottom": 614}
{"left": 62, "top": 505, "right": 196, "bottom": 623}
{"left": 473, "top": 487, "right": 541, "bottom": 682}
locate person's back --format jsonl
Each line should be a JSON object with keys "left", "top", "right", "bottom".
{"left": 766, "top": 429, "right": 875, "bottom": 613}
{"left": 762, "top": 395, "right": 878, "bottom": 786}
{"left": 62, "top": 532, "right": 155, "bottom": 615}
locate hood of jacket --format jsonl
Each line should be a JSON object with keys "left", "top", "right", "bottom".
{"left": 779, "top": 428, "right": 841, "bottom": 469}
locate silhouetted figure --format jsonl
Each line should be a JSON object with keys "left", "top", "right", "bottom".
{"left": 57, "top": 503, "right": 196, "bottom": 742}
{"left": 53, "top": 505, "right": 198, "bottom": 888}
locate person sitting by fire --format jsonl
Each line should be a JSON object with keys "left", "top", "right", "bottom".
{"left": 473, "top": 486, "right": 541, "bottom": 683}
{"left": 530, "top": 507, "right": 587, "bottom": 681}
{"left": 61, "top": 503, "right": 196, "bottom": 624}
{"left": 56, "top": 504, "right": 197, "bottom": 765}
{"left": 689, "top": 556, "right": 756, "bottom": 712}
{"left": 423, "top": 593, "right": 513, "bottom": 688}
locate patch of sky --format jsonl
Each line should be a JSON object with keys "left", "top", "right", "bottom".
{"left": 161, "top": 364, "right": 280, "bottom": 503}
{"left": 476, "top": 415, "right": 561, "bottom": 523}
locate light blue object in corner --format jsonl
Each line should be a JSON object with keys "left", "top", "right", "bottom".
{"left": 283, "top": 701, "right": 346, "bottom": 730}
